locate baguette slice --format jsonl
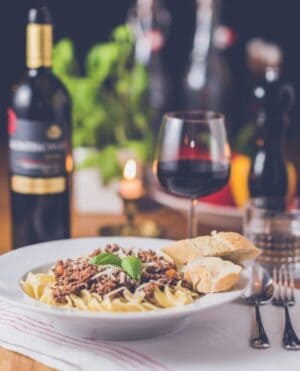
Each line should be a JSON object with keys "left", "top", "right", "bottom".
{"left": 162, "top": 231, "right": 260, "bottom": 266}
{"left": 183, "top": 257, "right": 242, "bottom": 294}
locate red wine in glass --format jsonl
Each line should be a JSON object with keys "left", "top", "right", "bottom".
{"left": 154, "top": 111, "right": 231, "bottom": 237}
{"left": 157, "top": 158, "right": 230, "bottom": 199}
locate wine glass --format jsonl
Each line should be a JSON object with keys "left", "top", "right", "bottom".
{"left": 153, "top": 111, "right": 231, "bottom": 237}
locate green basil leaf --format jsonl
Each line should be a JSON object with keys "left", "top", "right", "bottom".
{"left": 121, "top": 256, "right": 141, "bottom": 281}
{"left": 89, "top": 253, "right": 122, "bottom": 267}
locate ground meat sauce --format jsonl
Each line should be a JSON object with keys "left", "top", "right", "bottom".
{"left": 51, "top": 244, "right": 191, "bottom": 304}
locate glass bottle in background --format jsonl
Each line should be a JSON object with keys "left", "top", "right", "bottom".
{"left": 182, "top": 0, "right": 233, "bottom": 134}
{"left": 8, "top": 6, "right": 72, "bottom": 248}
{"left": 238, "top": 39, "right": 284, "bottom": 157}
{"left": 127, "top": 0, "right": 171, "bottom": 133}
{"left": 247, "top": 41, "right": 295, "bottom": 204}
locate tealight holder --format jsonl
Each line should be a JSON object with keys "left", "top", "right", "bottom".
{"left": 99, "top": 194, "right": 162, "bottom": 238}
{"left": 99, "top": 159, "right": 162, "bottom": 238}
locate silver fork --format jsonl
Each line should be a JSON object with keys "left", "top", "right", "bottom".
{"left": 272, "top": 266, "right": 300, "bottom": 350}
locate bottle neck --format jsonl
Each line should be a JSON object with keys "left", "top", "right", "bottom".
{"left": 28, "top": 67, "right": 52, "bottom": 77}
{"left": 264, "top": 66, "right": 280, "bottom": 82}
{"left": 254, "top": 66, "right": 282, "bottom": 137}
{"left": 191, "top": 0, "right": 217, "bottom": 63}
{"left": 130, "top": 0, "right": 169, "bottom": 64}
{"left": 26, "top": 23, "right": 52, "bottom": 69}
{"left": 254, "top": 74, "right": 289, "bottom": 157}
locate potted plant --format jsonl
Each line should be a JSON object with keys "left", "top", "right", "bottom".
{"left": 53, "top": 25, "right": 153, "bottom": 213}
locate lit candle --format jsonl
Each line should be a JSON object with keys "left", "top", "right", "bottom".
{"left": 119, "top": 159, "right": 144, "bottom": 200}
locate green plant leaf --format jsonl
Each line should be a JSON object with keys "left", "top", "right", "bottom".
{"left": 121, "top": 256, "right": 142, "bottom": 281}
{"left": 86, "top": 43, "right": 119, "bottom": 81}
{"left": 125, "top": 138, "right": 153, "bottom": 163}
{"left": 130, "top": 64, "right": 149, "bottom": 98}
{"left": 53, "top": 38, "right": 79, "bottom": 77}
{"left": 112, "top": 25, "right": 134, "bottom": 44}
{"left": 53, "top": 23, "right": 153, "bottom": 184}
{"left": 78, "top": 146, "right": 122, "bottom": 185}
{"left": 89, "top": 253, "right": 122, "bottom": 267}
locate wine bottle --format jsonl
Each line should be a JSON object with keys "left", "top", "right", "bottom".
{"left": 8, "top": 6, "right": 72, "bottom": 249}
{"left": 182, "top": 0, "right": 232, "bottom": 128}
{"left": 248, "top": 65, "right": 294, "bottom": 203}
{"left": 127, "top": 0, "right": 171, "bottom": 132}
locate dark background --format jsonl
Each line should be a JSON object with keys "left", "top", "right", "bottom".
{"left": 1, "top": 0, "right": 300, "bottom": 142}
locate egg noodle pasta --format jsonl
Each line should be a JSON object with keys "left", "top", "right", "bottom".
{"left": 21, "top": 272, "right": 197, "bottom": 312}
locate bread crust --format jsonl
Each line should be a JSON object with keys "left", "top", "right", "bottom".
{"left": 162, "top": 231, "right": 260, "bottom": 266}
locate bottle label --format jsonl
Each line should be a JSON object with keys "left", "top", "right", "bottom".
{"left": 11, "top": 175, "right": 66, "bottom": 194}
{"left": 8, "top": 109, "right": 68, "bottom": 194}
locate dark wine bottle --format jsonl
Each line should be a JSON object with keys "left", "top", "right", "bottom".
{"left": 248, "top": 66, "right": 294, "bottom": 203}
{"left": 8, "top": 6, "right": 72, "bottom": 249}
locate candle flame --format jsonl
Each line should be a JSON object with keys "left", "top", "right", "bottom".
{"left": 123, "top": 159, "right": 137, "bottom": 180}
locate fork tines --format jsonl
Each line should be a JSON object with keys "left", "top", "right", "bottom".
{"left": 272, "top": 265, "right": 295, "bottom": 306}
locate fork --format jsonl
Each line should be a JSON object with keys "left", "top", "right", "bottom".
{"left": 272, "top": 266, "right": 300, "bottom": 350}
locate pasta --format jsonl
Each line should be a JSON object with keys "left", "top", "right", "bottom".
{"left": 21, "top": 244, "right": 199, "bottom": 313}
{"left": 22, "top": 273, "right": 196, "bottom": 312}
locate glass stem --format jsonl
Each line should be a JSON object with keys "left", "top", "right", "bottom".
{"left": 188, "top": 198, "right": 198, "bottom": 238}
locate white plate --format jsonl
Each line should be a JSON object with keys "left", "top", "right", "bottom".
{"left": 0, "top": 237, "right": 249, "bottom": 341}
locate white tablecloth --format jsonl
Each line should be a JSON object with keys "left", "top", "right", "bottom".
{"left": 1, "top": 293, "right": 300, "bottom": 371}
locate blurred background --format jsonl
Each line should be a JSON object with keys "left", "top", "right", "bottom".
{"left": 1, "top": 0, "right": 300, "bottom": 136}
{"left": 1, "top": 0, "right": 300, "bottom": 218}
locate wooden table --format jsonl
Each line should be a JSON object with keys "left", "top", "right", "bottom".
{"left": 0, "top": 142, "right": 215, "bottom": 371}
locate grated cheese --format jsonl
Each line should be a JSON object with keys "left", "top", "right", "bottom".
{"left": 91, "top": 265, "right": 121, "bottom": 280}
{"left": 103, "top": 287, "right": 125, "bottom": 299}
